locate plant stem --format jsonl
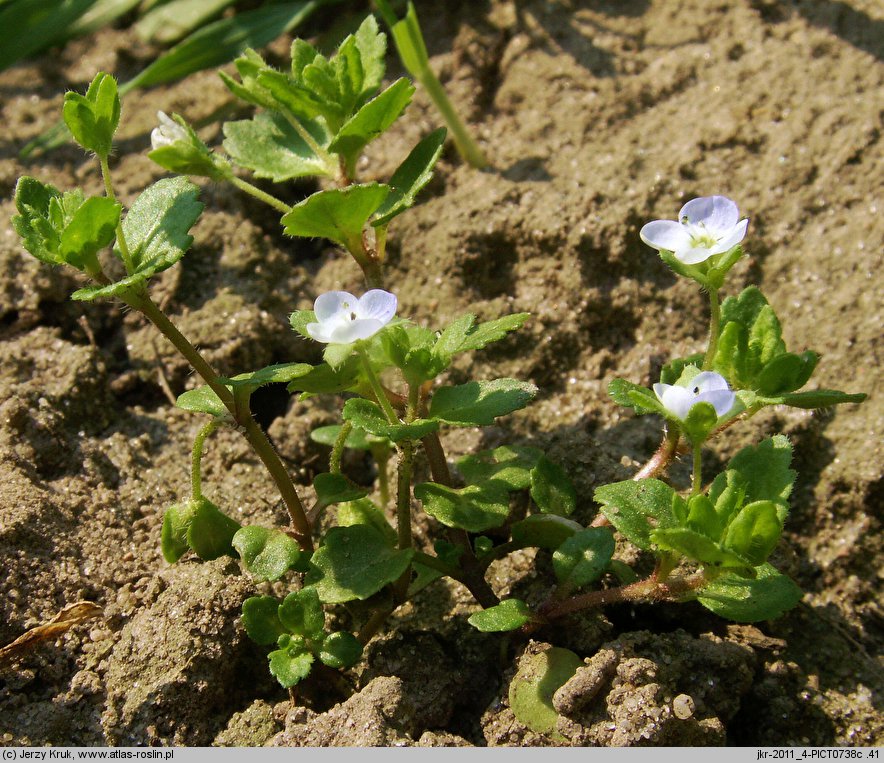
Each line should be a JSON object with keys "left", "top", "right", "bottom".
{"left": 190, "top": 419, "right": 219, "bottom": 500}
{"left": 591, "top": 426, "right": 681, "bottom": 528}
{"left": 358, "top": 346, "right": 399, "bottom": 424}
{"left": 395, "top": 441, "right": 414, "bottom": 552}
{"left": 691, "top": 443, "right": 703, "bottom": 496}
{"left": 533, "top": 571, "right": 707, "bottom": 624}
{"left": 330, "top": 421, "right": 352, "bottom": 474}
{"left": 99, "top": 156, "right": 134, "bottom": 273}
{"left": 416, "top": 69, "right": 487, "bottom": 169}
{"left": 421, "top": 431, "right": 500, "bottom": 609}
{"left": 129, "top": 292, "right": 313, "bottom": 549}
{"left": 228, "top": 175, "right": 291, "bottom": 215}
{"left": 703, "top": 288, "right": 720, "bottom": 370}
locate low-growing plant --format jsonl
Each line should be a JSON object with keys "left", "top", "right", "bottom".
{"left": 11, "top": 15, "right": 866, "bottom": 736}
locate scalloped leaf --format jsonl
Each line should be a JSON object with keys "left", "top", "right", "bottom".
{"left": 319, "top": 631, "right": 363, "bottom": 669}
{"left": 457, "top": 445, "right": 542, "bottom": 490}
{"left": 552, "top": 527, "right": 615, "bottom": 591}
{"left": 241, "top": 595, "right": 285, "bottom": 645}
{"left": 232, "top": 526, "right": 301, "bottom": 582}
{"left": 594, "top": 479, "right": 684, "bottom": 551}
{"left": 305, "top": 525, "right": 413, "bottom": 604}
{"left": 278, "top": 588, "right": 324, "bottom": 640}
{"left": 414, "top": 481, "right": 511, "bottom": 533}
{"left": 429, "top": 379, "right": 537, "bottom": 427}
{"left": 342, "top": 398, "right": 439, "bottom": 442}
{"left": 530, "top": 456, "right": 576, "bottom": 516}
{"left": 697, "top": 564, "right": 802, "bottom": 622}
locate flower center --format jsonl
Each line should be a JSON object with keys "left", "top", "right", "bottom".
{"left": 683, "top": 221, "right": 719, "bottom": 249}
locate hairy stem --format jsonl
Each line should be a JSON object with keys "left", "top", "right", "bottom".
{"left": 99, "top": 156, "right": 133, "bottom": 273}
{"left": 329, "top": 421, "right": 352, "bottom": 474}
{"left": 228, "top": 175, "right": 291, "bottom": 215}
{"left": 421, "top": 432, "right": 500, "bottom": 609}
{"left": 358, "top": 346, "right": 399, "bottom": 424}
{"left": 533, "top": 571, "right": 708, "bottom": 624}
{"left": 130, "top": 292, "right": 313, "bottom": 549}
{"left": 691, "top": 443, "right": 703, "bottom": 496}
{"left": 703, "top": 288, "right": 720, "bottom": 370}
{"left": 190, "top": 419, "right": 219, "bottom": 500}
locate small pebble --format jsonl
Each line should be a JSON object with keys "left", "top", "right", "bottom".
{"left": 673, "top": 693, "right": 695, "bottom": 720}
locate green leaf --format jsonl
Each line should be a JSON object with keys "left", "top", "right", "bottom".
{"left": 336, "top": 498, "right": 397, "bottom": 547}
{"left": 241, "top": 595, "right": 285, "bottom": 645}
{"left": 175, "top": 386, "right": 229, "bottom": 418}
{"left": 685, "top": 494, "right": 724, "bottom": 539}
{"left": 726, "top": 436, "right": 795, "bottom": 514}
{"left": 12, "top": 176, "right": 62, "bottom": 265}
{"left": 773, "top": 390, "right": 867, "bottom": 409}
{"left": 433, "top": 314, "right": 476, "bottom": 360}
{"left": 342, "top": 398, "right": 438, "bottom": 442}
{"left": 457, "top": 445, "right": 542, "bottom": 490}
{"left": 388, "top": 1, "right": 429, "bottom": 78}
{"left": 414, "top": 481, "right": 511, "bottom": 533}
{"left": 353, "top": 14, "right": 386, "bottom": 98}
{"left": 63, "top": 71, "right": 120, "bottom": 157}
{"left": 59, "top": 196, "right": 121, "bottom": 272}
{"left": 510, "top": 515, "right": 583, "bottom": 551}
{"left": 126, "top": 2, "right": 318, "bottom": 90}
{"left": 607, "top": 379, "right": 665, "bottom": 415}
{"left": 123, "top": 176, "right": 204, "bottom": 274}
{"left": 660, "top": 353, "right": 705, "bottom": 385}
{"left": 186, "top": 496, "right": 241, "bottom": 561}
{"left": 223, "top": 112, "right": 329, "bottom": 181}
{"left": 697, "top": 563, "right": 803, "bottom": 622}
{"left": 329, "top": 78, "right": 415, "bottom": 172}
{"left": 306, "top": 525, "right": 413, "bottom": 603}
{"left": 311, "top": 424, "right": 377, "bottom": 450}
{"left": 286, "top": 357, "right": 360, "bottom": 396}
{"left": 219, "top": 362, "right": 314, "bottom": 392}
{"left": 232, "top": 526, "right": 301, "bottom": 582}
{"left": 552, "top": 528, "right": 615, "bottom": 591}
{"left": 651, "top": 528, "right": 751, "bottom": 571}
{"left": 278, "top": 588, "right": 325, "bottom": 640}
{"left": 220, "top": 48, "right": 279, "bottom": 111}
{"left": 161, "top": 501, "right": 197, "bottom": 563}
{"left": 268, "top": 641, "right": 314, "bottom": 688}
{"left": 281, "top": 183, "right": 390, "bottom": 255}
{"left": 160, "top": 496, "right": 240, "bottom": 563}
{"left": 509, "top": 646, "right": 583, "bottom": 737}
{"left": 135, "top": 0, "right": 239, "bottom": 45}
{"left": 314, "top": 472, "right": 369, "bottom": 507}
{"left": 258, "top": 67, "right": 332, "bottom": 124}
{"left": 0, "top": 0, "right": 96, "bottom": 72}
{"left": 429, "top": 379, "right": 537, "bottom": 427}
{"left": 319, "top": 631, "right": 363, "bottom": 669}
{"left": 722, "top": 500, "right": 782, "bottom": 566}
{"left": 372, "top": 127, "right": 446, "bottom": 227}
{"left": 594, "top": 479, "right": 683, "bottom": 551}
{"left": 756, "top": 351, "right": 819, "bottom": 396}
{"left": 529, "top": 456, "right": 576, "bottom": 516}
{"left": 681, "top": 400, "right": 719, "bottom": 443}
{"left": 467, "top": 599, "right": 533, "bottom": 632}
{"left": 454, "top": 313, "right": 530, "bottom": 354}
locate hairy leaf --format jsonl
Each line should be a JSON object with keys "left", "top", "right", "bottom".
{"left": 468, "top": 599, "right": 533, "bottom": 632}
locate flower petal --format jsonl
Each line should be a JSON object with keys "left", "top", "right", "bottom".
{"left": 692, "top": 371, "right": 730, "bottom": 393}
{"left": 709, "top": 218, "right": 748, "bottom": 254}
{"left": 305, "top": 321, "right": 331, "bottom": 343}
{"left": 356, "top": 289, "right": 397, "bottom": 324}
{"left": 675, "top": 246, "right": 716, "bottom": 265}
{"left": 680, "top": 196, "right": 739, "bottom": 232}
{"left": 698, "top": 389, "right": 736, "bottom": 418}
{"left": 314, "top": 291, "right": 358, "bottom": 322}
{"left": 640, "top": 220, "right": 691, "bottom": 252}
{"left": 328, "top": 318, "right": 384, "bottom": 344}
{"left": 655, "top": 384, "right": 694, "bottom": 420}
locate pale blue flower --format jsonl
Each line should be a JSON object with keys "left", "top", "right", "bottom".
{"left": 653, "top": 371, "right": 735, "bottom": 420}
{"left": 306, "top": 289, "right": 397, "bottom": 344}
{"left": 640, "top": 196, "right": 748, "bottom": 265}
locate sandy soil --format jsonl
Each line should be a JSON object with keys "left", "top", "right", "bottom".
{"left": 0, "top": 0, "right": 881, "bottom": 747}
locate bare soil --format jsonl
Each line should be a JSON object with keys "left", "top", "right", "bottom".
{"left": 0, "top": 0, "right": 881, "bottom": 747}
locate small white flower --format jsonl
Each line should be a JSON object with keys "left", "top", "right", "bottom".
{"left": 150, "top": 111, "right": 189, "bottom": 150}
{"left": 653, "top": 371, "right": 736, "bottom": 421}
{"left": 640, "top": 196, "right": 749, "bottom": 265}
{"left": 306, "top": 289, "right": 397, "bottom": 344}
